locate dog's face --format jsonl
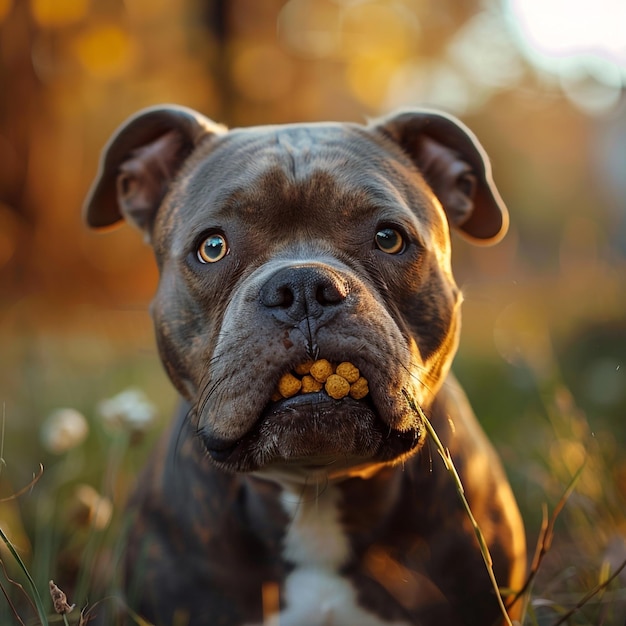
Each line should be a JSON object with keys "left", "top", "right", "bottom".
{"left": 85, "top": 107, "right": 507, "bottom": 478}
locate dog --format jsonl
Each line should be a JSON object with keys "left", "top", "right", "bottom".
{"left": 84, "top": 106, "right": 526, "bottom": 626}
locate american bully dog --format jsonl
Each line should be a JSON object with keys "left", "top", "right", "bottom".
{"left": 84, "top": 106, "right": 526, "bottom": 625}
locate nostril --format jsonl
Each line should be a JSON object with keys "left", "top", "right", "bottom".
{"left": 279, "top": 286, "right": 294, "bottom": 309}
{"left": 261, "top": 284, "right": 294, "bottom": 308}
{"left": 316, "top": 283, "right": 343, "bottom": 306}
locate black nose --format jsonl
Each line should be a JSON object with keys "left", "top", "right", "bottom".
{"left": 260, "top": 265, "right": 348, "bottom": 325}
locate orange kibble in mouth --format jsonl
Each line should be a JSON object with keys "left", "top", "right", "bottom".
{"left": 336, "top": 362, "right": 360, "bottom": 384}
{"left": 325, "top": 374, "right": 351, "bottom": 400}
{"left": 274, "top": 359, "right": 368, "bottom": 401}
{"left": 301, "top": 375, "right": 323, "bottom": 393}
{"left": 294, "top": 361, "right": 314, "bottom": 376}
{"left": 309, "top": 359, "right": 333, "bottom": 383}
{"left": 277, "top": 372, "right": 302, "bottom": 398}
{"left": 349, "top": 376, "right": 369, "bottom": 400}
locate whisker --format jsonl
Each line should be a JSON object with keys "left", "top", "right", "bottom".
{"left": 397, "top": 360, "right": 437, "bottom": 402}
{"left": 196, "top": 372, "right": 230, "bottom": 419}
{"left": 171, "top": 404, "right": 196, "bottom": 471}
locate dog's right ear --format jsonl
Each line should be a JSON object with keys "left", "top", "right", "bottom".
{"left": 84, "top": 105, "right": 226, "bottom": 240}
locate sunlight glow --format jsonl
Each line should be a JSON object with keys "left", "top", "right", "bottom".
{"left": 505, "top": 0, "right": 625, "bottom": 113}
{"left": 506, "top": 0, "right": 626, "bottom": 67}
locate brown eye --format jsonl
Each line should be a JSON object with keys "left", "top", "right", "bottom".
{"left": 198, "top": 233, "right": 228, "bottom": 263}
{"left": 375, "top": 228, "right": 405, "bottom": 255}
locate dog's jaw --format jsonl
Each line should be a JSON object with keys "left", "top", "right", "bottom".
{"left": 197, "top": 386, "right": 426, "bottom": 476}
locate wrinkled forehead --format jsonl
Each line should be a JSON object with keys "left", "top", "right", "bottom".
{"left": 193, "top": 122, "right": 396, "bottom": 183}
{"left": 157, "top": 122, "right": 442, "bottom": 247}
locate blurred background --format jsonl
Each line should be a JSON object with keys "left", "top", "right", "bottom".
{"left": 0, "top": 0, "right": 625, "bottom": 623}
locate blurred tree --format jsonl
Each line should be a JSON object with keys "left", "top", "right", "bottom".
{"left": 0, "top": 1, "right": 38, "bottom": 220}
{"left": 200, "top": 0, "right": 233, "bottom": 120}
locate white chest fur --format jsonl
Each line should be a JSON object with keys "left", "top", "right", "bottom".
{"left": 259, "top": 483, "right": 412, "bottom": 626}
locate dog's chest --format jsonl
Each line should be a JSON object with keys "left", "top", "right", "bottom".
{"left": 248, "top": 484, "right": 412, "bottom": 626}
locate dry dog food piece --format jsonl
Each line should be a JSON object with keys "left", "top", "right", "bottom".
{"left": 301, "top": 375, "right": 323, "bottom": 393}
{"left": 294, "top": 361, "right": 314, "bottom": 376}
{"left": 325, "top": 374, "right": 351, "bottom": 400}
{"left": 349, "top": 376, "right": 369, "bottom": 400}
{"left": 309, "top": 359, "right": 333, "bottom": 383}
{"left": 277, "top": 372, "right": 302, "bottom": 398}
{"left": 335, "top": 362, "right": 360, "bottom": 384}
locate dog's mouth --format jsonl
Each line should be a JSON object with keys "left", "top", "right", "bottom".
{"left": 199, "top": 359, "right": 424, "bottom": 474}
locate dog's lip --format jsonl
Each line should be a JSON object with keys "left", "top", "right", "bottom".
{"left": 201, "top": 392, "right": 373, "bottom": 462}
{"left": 200, "top": 389, "right": 423, "bottom": 469}
{"left": 264, "top": 390, "right": 368, "bottom": 414}
{"left": 201, "top": 431, "right": 239, "bottom": 462}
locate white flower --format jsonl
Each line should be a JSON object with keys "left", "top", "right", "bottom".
{"left": 40, "top": 408, "right": 89, "bottom": 454}
{"left": 97, "top": 387, "right": 157, "bottom": 434}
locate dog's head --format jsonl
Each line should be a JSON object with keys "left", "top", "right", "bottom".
{"left": 85, "top": 106, "right": 507, "bottom": 479}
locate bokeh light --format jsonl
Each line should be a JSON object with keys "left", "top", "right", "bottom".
{"left": 0, "top": 0, "right": 13, "bottom": 22}
{"left": 73, "top": 22, "right": 137, "bottom": 79}
{"left": 505, "top": 0, "right": 626, "bottom": 113}
{"left": 506, "top": 0, "right": 626, "bottom": 66}
{"left": 30, "top": 0, "right": 89, "bottom": 28}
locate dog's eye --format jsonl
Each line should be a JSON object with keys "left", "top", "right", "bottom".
{"left": 198, "top": 233, "right": 229, "bottom": 263}
{"left": 375, "top": 228, "right": 405, "bottom": 255}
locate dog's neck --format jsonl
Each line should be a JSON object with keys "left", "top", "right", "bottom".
{"left": 242, "top": 462, "right": 412, "bottom": 556}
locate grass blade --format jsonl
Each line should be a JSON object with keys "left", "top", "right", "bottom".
{"left": 550, "top": 556, "right": 626, "bottom": 626}
{"left": 403, "top": 391, "right": 513, "bottom": 626}
{"left": 0, "top": 526, "right": 48, "bottom": 626}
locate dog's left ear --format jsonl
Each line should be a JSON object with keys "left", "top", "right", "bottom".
{"left": 373, "top": 110, "right": 508, "bottom": 244}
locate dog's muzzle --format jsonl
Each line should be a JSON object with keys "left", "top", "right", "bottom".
{"left": 194, "top": 261, "right": 428, "bottom": 474}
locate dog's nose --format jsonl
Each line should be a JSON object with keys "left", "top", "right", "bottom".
{"left": 260, "top": 265, "right": 348, "bottom": 324}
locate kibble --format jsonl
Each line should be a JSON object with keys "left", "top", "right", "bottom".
{"left": 273, "top": 359, "right": 369, "bottom": 401}
{"left": 301, "top": 375, "right": 323, "bottom": 393}
{"left": 309, "top": 359, "right": 333, "bottom": 383}
{"left": 349, "top": 376, "right": 369, "bottom": 400}
{"left": 277, "top": 372, "right": 302, "bottom": 398}
{"left": 294, "top": 361, "right": 314, "bottom": 376}
{"left": 325, "top": 374, "right": 351, "bottom": 400}
{"left": 336, "top": 362, "right": 360, "bottom": 384}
